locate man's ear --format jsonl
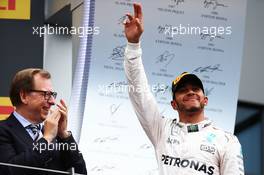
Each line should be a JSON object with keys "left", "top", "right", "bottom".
{"left": 171, "top": 100, "right": 178, "bottom": 111}
{"left": 20, "top": 90, "right": 28, "bottom": 105}
{"left": 204, "top": 96, "right": 208, "bottom": 106}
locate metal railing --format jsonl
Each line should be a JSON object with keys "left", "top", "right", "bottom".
{"left": 0, "top": 162, "right": 84, "bottom": 175}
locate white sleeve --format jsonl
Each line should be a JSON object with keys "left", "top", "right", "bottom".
{"left": 220, "top": 135, "right": 244, "bottom": 175}
{"left": 124, "top": 42, "right": 164, "bottom": 147}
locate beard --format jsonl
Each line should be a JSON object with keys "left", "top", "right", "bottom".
{"left": 176, "top": 101, "right": 205, "bottom": 114}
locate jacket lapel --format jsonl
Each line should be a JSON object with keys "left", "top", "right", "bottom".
{"left": 6, "top": 114, "right": 34, "bottom": 146}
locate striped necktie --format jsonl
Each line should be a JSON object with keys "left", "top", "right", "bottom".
{"left": 25, "top": 124, "right": 41, "bottom": 141}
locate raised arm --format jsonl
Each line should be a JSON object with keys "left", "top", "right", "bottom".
{"left": 123, "top": 3, "right": 166, "bottom": 146}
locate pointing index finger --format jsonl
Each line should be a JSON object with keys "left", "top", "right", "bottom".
{"left": 134, "top": 3, "right": 143, "bottom": 20}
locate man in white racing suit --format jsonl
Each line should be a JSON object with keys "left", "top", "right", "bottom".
{"left": 123, "top": 3, "right": 244, "bottom": 175}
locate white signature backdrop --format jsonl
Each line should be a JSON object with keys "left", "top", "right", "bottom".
{"left": 71, "top": 0, "right": 247, "bottom": 174}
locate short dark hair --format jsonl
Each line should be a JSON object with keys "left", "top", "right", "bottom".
{"left": 9, "top": 68, "right": 51, "bottom": 106}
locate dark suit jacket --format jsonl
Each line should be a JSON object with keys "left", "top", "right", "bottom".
{"left": 0, "top": 113, "right": 87, "bottom": 175}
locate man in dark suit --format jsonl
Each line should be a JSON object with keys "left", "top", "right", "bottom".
{"left": 0, "top": 68, "right": 87, "bottom": 175}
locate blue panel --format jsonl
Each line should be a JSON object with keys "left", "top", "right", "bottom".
{"left": 237, "top": 122, "right": 261, "bottom": 175}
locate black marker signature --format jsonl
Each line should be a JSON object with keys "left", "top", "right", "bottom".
{"left": 155, "top": 51, "right": 175, "bottom": 67}
{"left": 205, "top": 87, "right": 214, "bottom": 96}
{"left": 157, "top": 25, "right": 166, "bottom": 34}
{"left": 108, "top": 45, "right": 126, "bottom": 61}
{"left": 94, "top": 136, "right": 119, "bottom": 143}
{"left": 203, "top": 0, "right": 228, "bottom": 10}
{"left": 90, "top": 165, "right": 115, "bottom": 172}
{"left": 108, "top": 81, "right": 128, "bottom": 88}
{"left": 157, "top": 24, "right": 175, "bottom": 36}
{"left": 153, "top": 83, "right": 170, "bottom": 96}
{"left": 139, "top": 143, "right": 152, "bottom": 150}
{"left": 107, "top": 81, "right": 128, "bottom": 94}
{"left": 171, "top": 0, "right": 185, "bottom": 5}
{"left": 193, "top": 64, "right": 223, "bottom": 73}
{"left": 200, "top": 32, "right": 224, "bottom": 41}
{"left": 110, "top": 103, "right": 122, "bottom": 116}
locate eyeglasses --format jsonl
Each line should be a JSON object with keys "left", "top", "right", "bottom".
{"left": 29, "top": 89, "right": 57, "bottom": 100}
